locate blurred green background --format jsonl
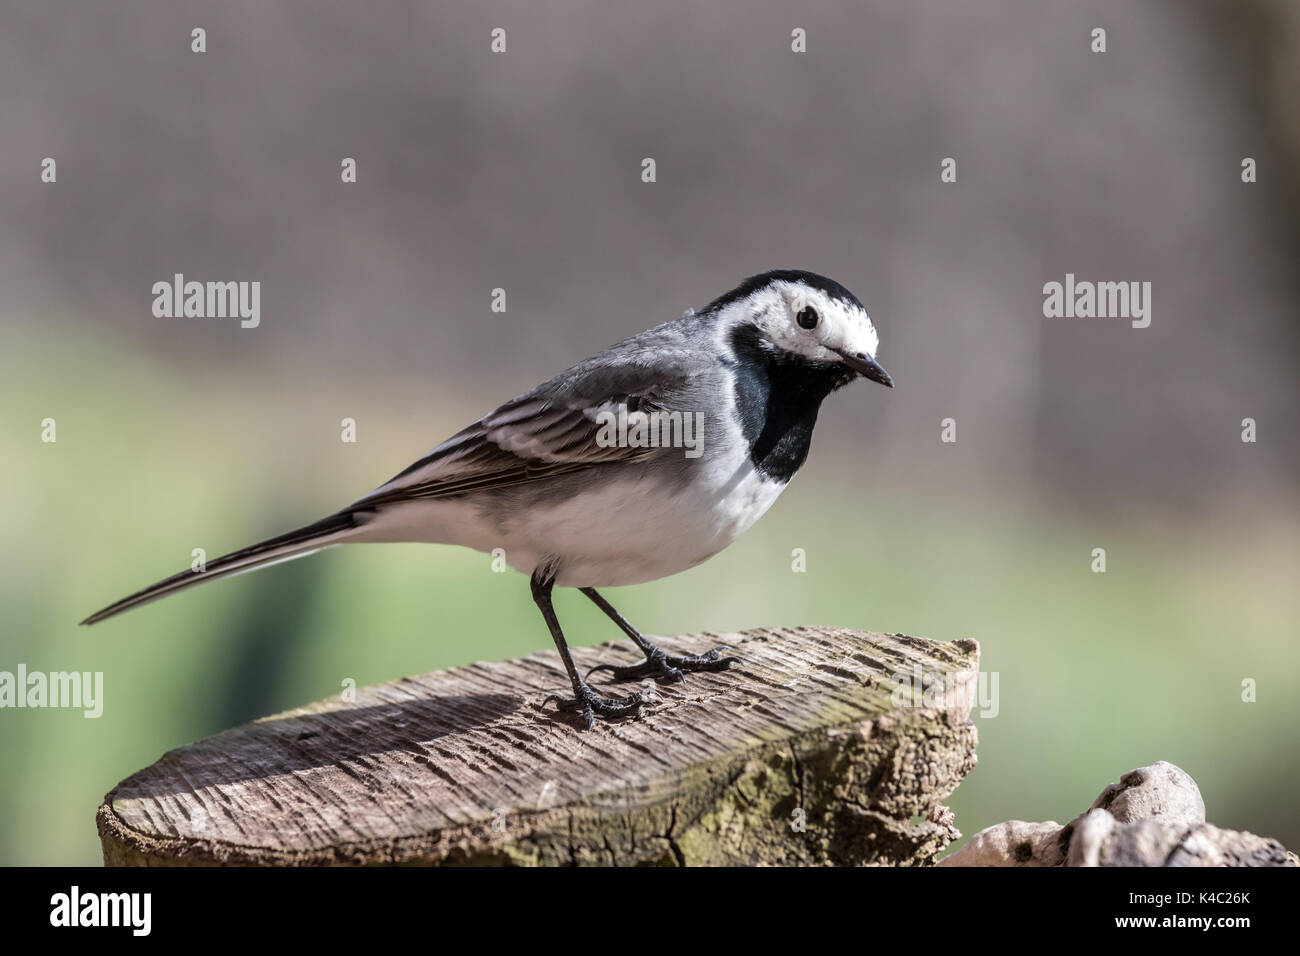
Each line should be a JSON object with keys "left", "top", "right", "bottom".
{"left": 4, "top": 329, "right": 1296, "bottom": 864}
{"left": 1, "top": 0, "right": 1297, "bottom": 865}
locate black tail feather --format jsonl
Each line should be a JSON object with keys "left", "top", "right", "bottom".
{"left": 80, "top": 511, "right": 359, "bottom": 626}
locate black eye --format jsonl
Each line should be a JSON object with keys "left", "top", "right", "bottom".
{"left": 796, "top": 306, "right": 819, "bottom": 330}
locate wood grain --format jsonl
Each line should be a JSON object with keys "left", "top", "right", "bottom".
{"left": 98, "top": 627, "right": 980, "bottom": 865}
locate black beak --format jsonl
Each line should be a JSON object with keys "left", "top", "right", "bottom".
{"left": 836, "top": 349, "right": 894, "bottom": 388}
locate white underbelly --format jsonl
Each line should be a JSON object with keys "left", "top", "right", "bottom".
{"left": 356, "top": 457, "right": 789, "bottom": 587}
{"left": 516, "top": 464, "right": 786, "bottom": 586}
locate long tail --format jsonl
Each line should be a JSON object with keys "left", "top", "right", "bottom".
{"left": 80, "top": 511, "right": 367, "bottom": 626}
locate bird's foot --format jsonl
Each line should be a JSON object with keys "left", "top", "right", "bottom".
{"left": 586, "top": 645, "right": 740, "bottom": 684}
{"left": 540, "top": 681, "right": 654, "bottom": 730}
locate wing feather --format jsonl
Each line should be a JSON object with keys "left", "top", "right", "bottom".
{"left": 349, "top": 333, "right": 712, "bottom": 510}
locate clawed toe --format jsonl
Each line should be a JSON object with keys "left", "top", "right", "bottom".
{"left": 669, "top": 645, "right": 741, "bottom": 673}
{"left": 586, "top": 644, "right": 741, "bottom": 684}
{"left": 586, "top": 652, "right": 683, "bottom": 684}
{"left": 541, "top": 683, "right": 655, "bottom": 729}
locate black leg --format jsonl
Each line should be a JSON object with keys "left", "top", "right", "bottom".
{"left": 532, "top": 569, "right": 650, "bottom": 729}
{"left": 580, "top": 586, "right": 740, "bottom": 683}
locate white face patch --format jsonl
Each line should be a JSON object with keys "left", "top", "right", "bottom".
{"left": 741, "top": 280, "right": 879, "bottom": 365}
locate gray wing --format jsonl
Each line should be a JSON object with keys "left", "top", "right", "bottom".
{"left": 350, "top": 319, "right": 717, "bottom": 510}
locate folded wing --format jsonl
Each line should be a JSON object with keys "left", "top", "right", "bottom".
{"left": 350, "top": 337, "right": 710, "bottom": 509}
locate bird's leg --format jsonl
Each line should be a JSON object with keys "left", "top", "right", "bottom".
{"left": 533, "top": 569, "right": 651, "bottom": 729}
{"left": 580, "top": 586, "right": 740, "bottom": 683}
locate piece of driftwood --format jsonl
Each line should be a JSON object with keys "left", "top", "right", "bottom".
{"left": 97, "top": 626, "right": 979, "bottom": 866}
{"left": 939, "top": 761, "right": 1297, "bottom": 867}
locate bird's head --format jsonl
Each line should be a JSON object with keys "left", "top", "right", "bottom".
{"left": 704, "top": 270, "right": 893, "bottom": 388}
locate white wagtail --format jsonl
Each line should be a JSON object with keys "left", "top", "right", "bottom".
{"left": 84, "top": 270, "right": 892, "bottom": 728}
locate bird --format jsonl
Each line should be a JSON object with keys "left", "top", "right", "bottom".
{"left": 82, "top": 269, "right": 893, "bottom": 729}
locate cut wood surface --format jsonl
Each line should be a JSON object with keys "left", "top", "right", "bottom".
{"left": 98, "top": 626, "right": 980, "bottom": 866}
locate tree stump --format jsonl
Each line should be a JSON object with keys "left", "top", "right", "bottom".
{"left": 97, "top": 627, "right": 980, "bottom": 866}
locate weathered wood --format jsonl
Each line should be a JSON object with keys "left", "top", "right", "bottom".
{"left": 98, "top": 627, "right": 979, "bottom": 866}
{"left": 940, "top": 761, "right": 1298, "bottom": 867}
